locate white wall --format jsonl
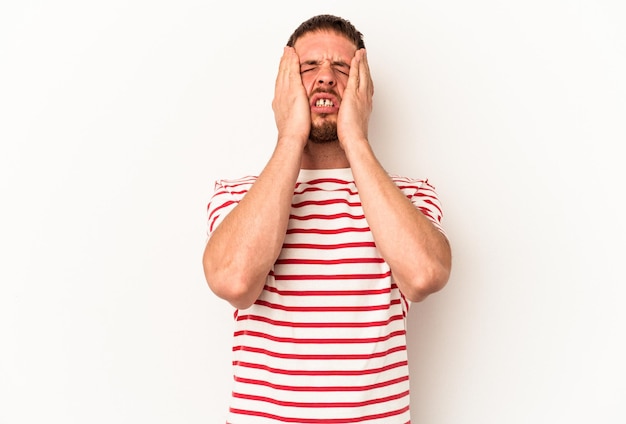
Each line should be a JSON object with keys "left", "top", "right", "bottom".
{"left": 1, "top": 1, "right": 624, "bottom": 423}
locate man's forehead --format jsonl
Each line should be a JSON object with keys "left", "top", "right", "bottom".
{"left": 293, "top": 30, "right": 358, "bottom": 58}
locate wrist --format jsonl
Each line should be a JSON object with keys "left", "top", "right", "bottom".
{"left": 340, "top": 135, "right": 370, "bottom": 156}
{"left": 277, "top": 133, "right": 308, "bottom": 146}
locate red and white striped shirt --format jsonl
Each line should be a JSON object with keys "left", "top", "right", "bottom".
{"left": 206, "top": 168, "right": 445, "bottom": 424}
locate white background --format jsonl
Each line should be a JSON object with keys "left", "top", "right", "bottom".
{"left": 1, "top": 1, "right": 625, "bottom": 423}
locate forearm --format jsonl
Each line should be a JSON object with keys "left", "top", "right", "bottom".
{"left": 344, "top": 140, "right": 451, "bottom": 302}
{"left": 203, "top": 139, "right": 303, "bottom": 309}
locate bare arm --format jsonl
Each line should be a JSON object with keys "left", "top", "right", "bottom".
{"left": 346, "top": 144, "right": 451, "bottom": 302}
{"left": 202, "top": 47, "right": 310, "bottom": 309}
{"left": 338, "top": 50, "right": 452, "bottom": 302}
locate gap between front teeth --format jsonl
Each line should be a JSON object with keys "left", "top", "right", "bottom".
{"left": 316, "top": 99, "right": 334, "bottom": 107}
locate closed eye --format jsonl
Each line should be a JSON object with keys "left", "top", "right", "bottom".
{"left": 300, "top": 61, "right": 350, "bottom": 76}
{"left": 300, "top": 61, "right": 318, "bottom": 74}
{"left": 333, "top": 62, "right": 350, "bottom": 76}
{"left": 301, "top": 67, "right": 348, "bottom": 76}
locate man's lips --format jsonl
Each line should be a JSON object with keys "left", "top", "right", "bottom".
{"left": 310, "top": 92, "right": 340, "bottom": 113}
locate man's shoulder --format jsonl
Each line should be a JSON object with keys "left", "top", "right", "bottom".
{"left": 215, "top": 175, "right": 258, "bottom": 185}
{"left": 389, "top": 174, "right": 436, "bottom": 190}
{"left": 213, "top": 175, "right": 258, "bottom": 190}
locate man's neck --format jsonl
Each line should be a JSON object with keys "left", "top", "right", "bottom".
{"left": 300, "top": 140, "right": 350, "bottom": 169}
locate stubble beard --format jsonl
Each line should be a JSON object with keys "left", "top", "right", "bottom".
{"left": 309, "top": 117, "right": 338, "bottom": 144}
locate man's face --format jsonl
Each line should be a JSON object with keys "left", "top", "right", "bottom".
{"left": 293, "top": 31, "right": 358, "bottom": 143}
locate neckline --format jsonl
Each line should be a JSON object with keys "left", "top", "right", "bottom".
{"left": 297, "top": 168, "right": 353, "bottom": 182}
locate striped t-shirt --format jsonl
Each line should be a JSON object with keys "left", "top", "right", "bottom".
{"left": 206, "top": 168, "right": 445, "bottom": 424}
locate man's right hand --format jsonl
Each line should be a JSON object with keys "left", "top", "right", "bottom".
{"left": 272, "top": 47, "right": 310, "bottom": 147}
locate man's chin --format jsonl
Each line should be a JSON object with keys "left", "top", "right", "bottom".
{"left": 309, "top": 122, "right": 338, "bottom": 144}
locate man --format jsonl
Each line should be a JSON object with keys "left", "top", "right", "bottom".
{"left": 203, "top": 14, "right": 451, "bottom": 423}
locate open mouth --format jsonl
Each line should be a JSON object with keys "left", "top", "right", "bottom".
{"left": 315, "top": 98, "right": 335, "bottom": 107}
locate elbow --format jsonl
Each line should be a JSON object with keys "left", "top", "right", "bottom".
{"left": 214, "top": 279, "right": 262, "bottom": 310}
{"left": 205, "top": 271, "right": 263, "bottom": 310}
{"left": 401, "top": 261, "right": 451, "bottom": 303}
{"left": 202, "top": 256, "right": 263, "bottom": 310}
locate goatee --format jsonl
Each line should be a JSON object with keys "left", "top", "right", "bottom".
{"left": 309, "top": 120, "right": 338, "bottom": 144}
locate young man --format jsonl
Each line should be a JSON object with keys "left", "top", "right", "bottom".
{"left": 203, "top": 14, "right": 451, "bottom": 423}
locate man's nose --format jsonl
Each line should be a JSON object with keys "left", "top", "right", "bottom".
{"left": 315, "top": 65, "right": 336, "bottom": 87}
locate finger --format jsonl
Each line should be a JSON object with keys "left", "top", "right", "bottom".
{"left": 347, "top": 52, "right": 361, "bottom": 93}
{"left": 276, "top": 47, "right": 291, "bottom": 89}
{"left": 286, "top": 47, "right": 302, "bottom": 85}
{"left": 359, "top": 49, "right": 374, "bottom": 96}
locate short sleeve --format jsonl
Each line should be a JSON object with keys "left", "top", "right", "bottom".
{"left": 392, "top": 176, "right": 446, "bottom": 236}
{"left": 205, "top": 176, "right": 257, "bottom": 239}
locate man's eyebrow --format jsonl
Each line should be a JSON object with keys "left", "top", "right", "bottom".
{"left": 332, "top": 61, "right": 350, "bottom": 68}
{"left": 300, "top": 60, "right": 351, "bottom": 68}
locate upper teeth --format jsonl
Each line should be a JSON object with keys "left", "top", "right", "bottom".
{"left": 316, "top": 99, "right": 334, "bottom": 107}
